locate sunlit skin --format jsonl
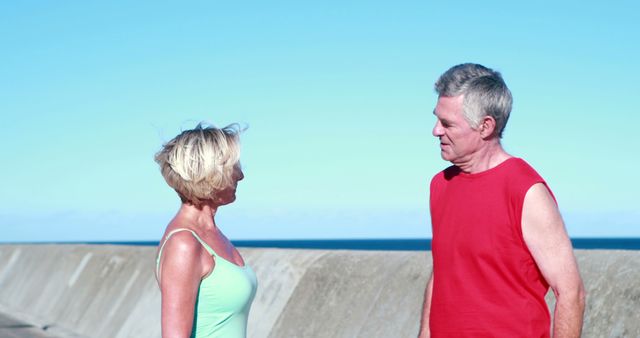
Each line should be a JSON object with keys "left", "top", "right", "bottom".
{"left": 419, "top": 94, "right": 585, "bottom": 338}
{"left": 157, "top": 164, "right": 246, "bottom": 338}
{"left": 432, "top": 95, "right": 509, "bottom": 174}
{"left": 213, "top": 165, "right": 245, "bottom": 205}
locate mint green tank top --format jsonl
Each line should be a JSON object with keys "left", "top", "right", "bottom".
{"left": 156, "top": 229, "right": 258, "bottom": 338}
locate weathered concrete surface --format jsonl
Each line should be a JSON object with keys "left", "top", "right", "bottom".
{"left": 0, "top": 245, "right": 159, "bottom": 338}
{"left": 266, "top": 250, "right": 428, "bottom": 338}
{"left": 0, "top": 245, "right": 638, "bottom": 338}
{"left": 0, "top": 312, "right": 63, "bottom": 338}
{"left": 576, "top": 251, "right": 640, "bottom": 337}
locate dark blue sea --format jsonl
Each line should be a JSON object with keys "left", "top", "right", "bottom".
{"left": 65, "top": 238, "right": 640, "bottom": 250}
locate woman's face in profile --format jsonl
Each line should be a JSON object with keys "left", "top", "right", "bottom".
{"left": 213, "top": 163, "right": 244, "bottom": 206}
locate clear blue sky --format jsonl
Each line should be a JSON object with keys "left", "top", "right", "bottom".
{"left": 1, "top": 1, "right": 638, "bottom": 242}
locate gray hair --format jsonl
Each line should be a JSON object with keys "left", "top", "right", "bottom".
{"left": 155, "top": 122, "right": 243, "bottom": 206}
{"left": 435, "top": 63, "right": 512, "bottom": 138}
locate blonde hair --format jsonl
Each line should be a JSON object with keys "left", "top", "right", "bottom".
{"left": 155, "top": 122, "right": 243, "bottom": 206}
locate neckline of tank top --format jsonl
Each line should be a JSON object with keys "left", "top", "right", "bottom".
{"left": 212, "top": 251, "right": 250, "bottom": 270}
{"left": 453, "top": 157, "right": 521, "bottom": 179}
{"left": 167, "top": 228, "right": 250, "bottom": 269}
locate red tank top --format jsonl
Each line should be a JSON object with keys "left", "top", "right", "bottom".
{"left": 429, "top": 158, "right": 551, "bottom": 337}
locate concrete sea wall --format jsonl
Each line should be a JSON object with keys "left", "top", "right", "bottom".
{"left": 0, "top": 245, "right": 638, "bottom": 338}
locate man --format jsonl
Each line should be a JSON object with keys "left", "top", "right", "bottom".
{"left": 418, "top": 63, "right": 585, "bottom": 338}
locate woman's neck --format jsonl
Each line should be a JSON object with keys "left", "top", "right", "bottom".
{"left": 178, "top": 203, "right": 219, "bottom": 232}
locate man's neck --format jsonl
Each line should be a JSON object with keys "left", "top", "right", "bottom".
{"left": 455, "top": 142, "right": 511, "bottom": 174}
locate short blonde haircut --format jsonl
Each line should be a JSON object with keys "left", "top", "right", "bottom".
{"left": 155, "top": 122, "right": 243, "bottom": 206}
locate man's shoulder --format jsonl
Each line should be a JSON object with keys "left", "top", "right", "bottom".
{"left": 505, "top": 157, "right": 542, "bottom": 178}
{"left": 502, "top": 157, "right": 549, "bottom": 195}
{"left": 431, "top": 165, "right": 459, "bottom": 180}
{"left": 430, "top": 165, "right": 460, "bottom": 190}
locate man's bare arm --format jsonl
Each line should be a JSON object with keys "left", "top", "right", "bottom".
{"left": 522, "top": 183, "right": 586, "bottom": 338}
{"left": 418, "top": 272, "right": 434, "bottom": 338}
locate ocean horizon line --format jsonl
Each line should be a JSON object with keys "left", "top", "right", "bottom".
{"left": 2, "top": 237, "right": 640, "bottom": 250}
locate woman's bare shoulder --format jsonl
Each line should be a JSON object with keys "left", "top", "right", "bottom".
{"left": 162, "top": 229, "right": 204, "bottom": 257}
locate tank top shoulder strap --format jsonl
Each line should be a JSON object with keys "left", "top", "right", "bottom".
{"left": 163, "top": 228, "right": 217, "bottom": 256}
{"left": 156, "top": 228, "right": 218, "bottom": 279}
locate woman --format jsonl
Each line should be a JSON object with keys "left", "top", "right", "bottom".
{"left": 154, "top": 123, "right": 257, "bottom": 338}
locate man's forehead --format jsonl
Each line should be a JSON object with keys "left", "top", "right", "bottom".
{"left": 435, "top": 95, "right": 463, "bottom": 114}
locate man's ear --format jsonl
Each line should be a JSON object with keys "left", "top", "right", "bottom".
{"left": 479, "top": 115, "right": 496, "bottom": 139}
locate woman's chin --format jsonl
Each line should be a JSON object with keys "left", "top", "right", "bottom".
{"left": 217, "top": 194, "right": 236, "bottom": 206}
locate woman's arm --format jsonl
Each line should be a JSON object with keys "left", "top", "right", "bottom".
{"left": 158, "top": 232, "right": 210, "bottom": 338}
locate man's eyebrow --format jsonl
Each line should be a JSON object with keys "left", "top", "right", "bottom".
{"left": 433, "top": 110, "right": 447, "bottom": 121}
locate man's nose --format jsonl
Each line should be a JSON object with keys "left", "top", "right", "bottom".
{"left": 432, "top": 121, "right": 444, "bottom": 137}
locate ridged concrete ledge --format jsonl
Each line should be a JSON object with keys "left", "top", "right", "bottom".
{"left": 0, "top": 245, "right": 638, "bottom": 338}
